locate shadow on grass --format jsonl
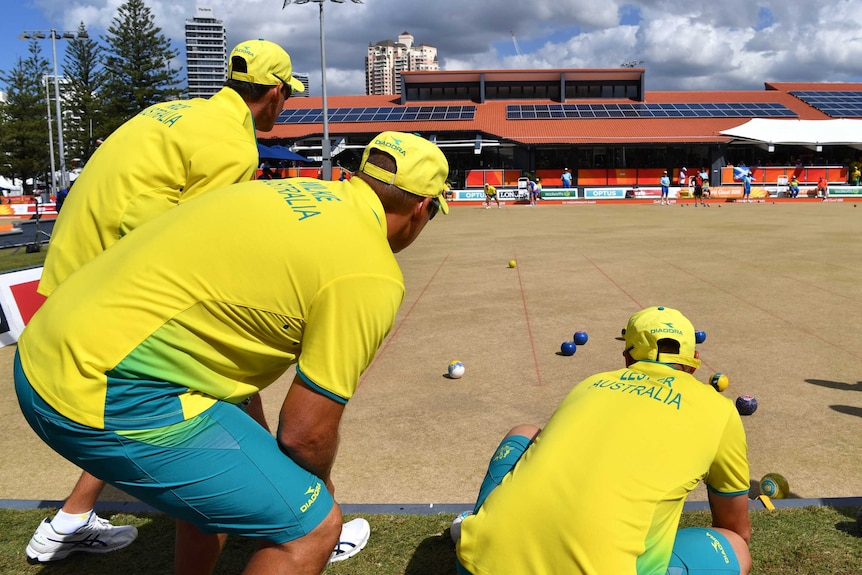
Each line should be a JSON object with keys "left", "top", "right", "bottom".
{"left": 831, "top": 405, "right": 862, "bottom": 419}
{"left": 806, "top": 378, "right": 862, "bottom": 392}
{"left": 405, "top": 532, "right": 457, "bottom": 575}
{"left": 834, "top": 506, "right": 862, "bottom": 538}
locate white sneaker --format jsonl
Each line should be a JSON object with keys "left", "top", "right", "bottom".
{"left": 450, "top": 510, "right": 473, "bottom": 543}
{"left": 328, "top": 518, "right": 370, "bottom": 564}
{"left": 26, "top": 514, "right": 138, "bottom": 563}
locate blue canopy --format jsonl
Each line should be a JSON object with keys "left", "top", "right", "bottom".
{"left": 257, "top": 143, "right": 311, "bottom": 163}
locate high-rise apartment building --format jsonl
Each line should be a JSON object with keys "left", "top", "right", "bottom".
{"left": 184, "top": 7, "right": 227, "bottom": 99}
{"left": 365, "top": 32, "right": 438, "bottom": 95}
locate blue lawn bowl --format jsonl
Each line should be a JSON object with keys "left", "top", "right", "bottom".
{"left": 560, "top": 341, "right": 577, "bottom": 356}
{"left": 695, "top": 330, "right": 707, "bottom": 344}
{"left": 735, "top": 394, "right": 758, "bottom": 416}
{"left": 573, "top": 331, "right": 589, "bottom": 345}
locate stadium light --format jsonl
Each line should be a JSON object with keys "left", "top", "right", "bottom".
{"left": 43, "top": 75, "right": 57, "bottom": 192}
{"left": 282, "top": 0, "right": 363, "bottom": 181}
{"left": 20, "top": 29, "right": 89, "bottom": 191}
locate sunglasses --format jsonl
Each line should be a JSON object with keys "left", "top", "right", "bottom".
{"left": 427, "top": 196, "right": 441, "bottom": 221}
{"left": 272, "top": 74, "right": 293, "bottom": 99}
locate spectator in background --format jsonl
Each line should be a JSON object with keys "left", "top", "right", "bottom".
{"left": 444, "top": 181, "right": 454, "bottom": 201}
{"left": 55, "top": 182, "right": 72, "bottom": 214}
{"left": 816, "top": 177, "right": 829, "bottom": 200}
{"left": 788, "top": 175, "right": 800, "bottom": 198}
{"left": 678, "top": 166, "right": 688, "bottom": 188}
{"left": 659, "top": 170, "right": 670, "bottom": 205}
{"left": 849, "top": 165, "right": 860, "bottom": 186}
{"left": 337, "top": 162, "right": 350, "bottom": 181}
{"left": 260, "top": 162, "right": 276, "bottom": 180}
{"left": 561, "top": 168, "right": 572, "bottom": 188}
{"left": 793, "top": 159, "right": 804, "bottom": 181}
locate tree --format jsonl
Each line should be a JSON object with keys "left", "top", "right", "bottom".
{"left": 0, "top": 41, "right": 51, "bottom": 193}
{"left": 63, "top": 22, "right": 107, "bottom": 166}
{"left": 101, "top": 0, "right": 183, "bottom": 134}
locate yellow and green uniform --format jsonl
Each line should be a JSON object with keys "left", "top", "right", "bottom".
{"left": 456, "top": 361, "right": 749, "bottom": 575}
{"left": 484, "top": 185, "right": 497, "bottom": 197}
{"left": 19, "top": 177, "right": 404, "bottom": 430}
{"left": 39, "top": 87, "right": 258, "bottom": 297}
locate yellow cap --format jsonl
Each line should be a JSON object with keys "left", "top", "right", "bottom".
{"left": 624, "top": 306, "right": 701, "bottom": 369}
{"left": 360, "top": 132, "right": 450, "bottom": 215}
{"left": 228, "top": 39, "right": 305, "bottom": 92}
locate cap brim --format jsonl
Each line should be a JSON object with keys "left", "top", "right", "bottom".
{"left": 288, "top": 77, "right": 305, "bottom": 92}
{"left": 438, "top": 194, "right": 449, "bottom": 215}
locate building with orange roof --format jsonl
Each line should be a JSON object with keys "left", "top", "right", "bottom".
{"left": 263, "top": 68, "right": 862, "bottom": 190}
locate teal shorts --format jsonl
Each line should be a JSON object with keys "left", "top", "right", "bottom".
{"left": 456, "top": 434, "right": 533, "bottom": 575}
{"left": 473, "top": 434, "right": 533, "bottom": 513}
{"left": 14, "top": 352, "right": 333, "bottom": 544}
{"left": 668, "top": 527, "right": 741, "bottom": 574}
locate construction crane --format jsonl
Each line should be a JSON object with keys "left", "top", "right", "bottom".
{"left": 510, "top": 31, "right": 523, "bottom": 56}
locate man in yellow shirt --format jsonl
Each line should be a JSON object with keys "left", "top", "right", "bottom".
{"left": 455, "top": 306, "right": 752, "bottom": 575}
{"left": 23, "top": 38, "right": 353, "bottom": 566}
{"left": 483, "top": 183, "right": 501, "bottom": 209}
{"left": 17, "top": 131, "right": 449, "bottom": 574}
{"left": 788, "top": 175, "right": 800, "bottom": 198}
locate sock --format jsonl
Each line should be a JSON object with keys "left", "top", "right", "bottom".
{"left": 50, "top": 509, "right": 93, "bottom": 534}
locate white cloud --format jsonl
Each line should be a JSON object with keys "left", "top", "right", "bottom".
{"left": 9, "top": 0, "right": 862, "bottom": 96}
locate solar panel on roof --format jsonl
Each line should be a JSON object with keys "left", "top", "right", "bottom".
{"left": 504, "top": 102, "right": 797, "bottom": 119}
{"left": 790, "top": 91, "right": 862, "bottom": 117}
{"left": 276, "top": 105, "right": 477, "bottom": 124}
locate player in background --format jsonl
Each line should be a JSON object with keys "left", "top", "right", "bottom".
{"left": 529, "top": 177, "right": 542, "bottom": 206}
{"left": 484, "top": 183, "right": 501, "bottom": 209}
{"left": 741, "top": 170, "right": 754, "bottom": 203}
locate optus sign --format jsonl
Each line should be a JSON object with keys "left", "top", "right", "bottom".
{"left": 453, "top": 190, "right": 488, "bottom": 201}
{"left": 584, "top": 188, "right": 626, "bottom": 199}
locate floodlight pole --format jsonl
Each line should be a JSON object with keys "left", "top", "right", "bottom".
{"left": 21, "top": 29, "right": 86, "bottom": 191}
{"left": 318, "top": 1, "right": 331, "bottom": 181}
{"left": 43, "top": 75, "right": 57, "bottom": 192}
{"left": 283, "top": 0, "right": 362, "bottom": 181}
{"left": 49, "top": 31, "right": 68, "bottom": 190}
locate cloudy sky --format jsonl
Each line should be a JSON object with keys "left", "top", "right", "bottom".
{"left": 2, "top": 0, "right": 861, "bottom": 97}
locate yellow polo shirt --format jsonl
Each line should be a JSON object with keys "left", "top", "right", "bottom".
{"left": 39, "top": 87, "right": 258, "bottom": 296}
{"left": 19, "top": 178, "right": 404, "bottom": 431}
{"left": 457, "top": 361, "right": 749, "bottom": 575}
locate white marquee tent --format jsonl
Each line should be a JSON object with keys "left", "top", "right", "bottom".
{"left": 0, "top": 175, "right": 23, "bottom": 195}
{"left": 720, "top": 119, "right": 862, "bottom": 150}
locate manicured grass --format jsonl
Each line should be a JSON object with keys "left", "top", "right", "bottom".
{"left": 0, "top": 248, "right": 46, "bottom": 273}
{"left": 1, "top": 507, "right": 861, "bottom": 574}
